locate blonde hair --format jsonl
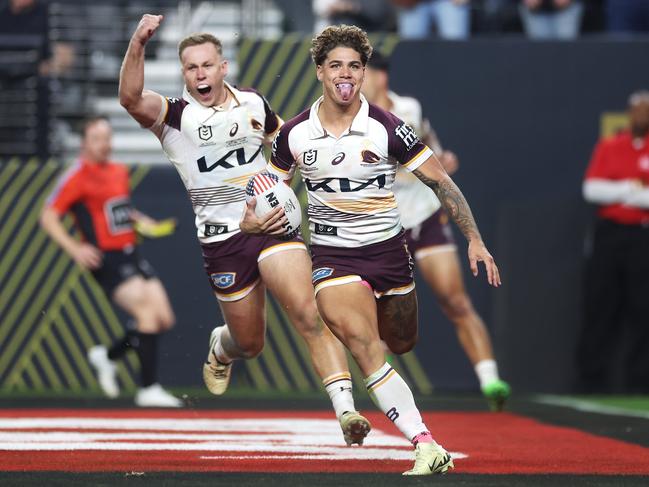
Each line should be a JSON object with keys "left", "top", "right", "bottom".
{"left": 178, "top": 33, "right": 223, "bottom": 59}
{"left": 310, "top": 24, "right": 372, "bottom": 66}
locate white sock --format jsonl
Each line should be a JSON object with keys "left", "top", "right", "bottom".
{"left": 365, "top": 362, "right": 428, "bottom": 442}
{"left": 213, "top": 325, "right": 233, "bottom": 364}
{"left": 475, "top": 359, "right": 499, "bottom": 389}
{"left": 323, "top": 372, "right": 355, "bottom": 419}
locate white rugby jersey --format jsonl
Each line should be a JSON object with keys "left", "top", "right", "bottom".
{"left": 266, "top": 95, "right": 433, "bottom": 247}
{"left": 149, "top": 82, "right": 281, "bottom": 243}
{"left": 389, "top": 91, "right": 443, "bottom": 230}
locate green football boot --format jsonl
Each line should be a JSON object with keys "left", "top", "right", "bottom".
{"left": 482, "top": 379, "right": 511, "bottom": 412}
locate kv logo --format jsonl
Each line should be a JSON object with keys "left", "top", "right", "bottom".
{"left": 305, "top": 174, "right": 386, "bottom": 193}
{"left": 197, "top": 145, "right": 263, "bottom": 172}
{"left": 386, "top": 407, "right": 400, "bottom": 422}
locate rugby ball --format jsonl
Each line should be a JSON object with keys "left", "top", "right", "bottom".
{"left": 245, "top": 172, "right": 302, "bottom": 239}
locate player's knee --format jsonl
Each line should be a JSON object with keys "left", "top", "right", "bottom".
{"left": 439, "top": 292, "right": 473, "bottom": 320}
{"left": 339, "top": 325, "right": 377, "bottom": 354}
{"left": 289, "top": 301, "right": 320, "bottom": 337}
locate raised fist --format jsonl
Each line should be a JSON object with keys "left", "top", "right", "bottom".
{"left": 133, "top": 14, "right": 163, "bottom": 45}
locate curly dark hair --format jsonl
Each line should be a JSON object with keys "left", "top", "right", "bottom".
{"left": 310, "top": 25, "right": 373, "bottom": 66}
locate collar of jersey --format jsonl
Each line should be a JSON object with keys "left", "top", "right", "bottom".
{"left": 308, "top": 94, "right": 369, "bottom": 139}
{"left": 182, "top": 81, "right": 240, "bottom": 111}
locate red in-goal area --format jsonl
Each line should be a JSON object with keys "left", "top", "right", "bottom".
{"left": 0, "top": 409, "right": 648, "bottom": 474}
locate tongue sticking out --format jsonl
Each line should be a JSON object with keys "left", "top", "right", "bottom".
{"left": 337, "top": 83, "right": 353, "bottom": 101}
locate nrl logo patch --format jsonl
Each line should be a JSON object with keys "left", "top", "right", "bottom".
{"left": 303, "top": 149, "right": 318, "bottom": 166}
{"left": 211, "top": 272, "right": 236, "bottom": 289}
{"left": 198, "top": 125, "right": 213, "bottom": 141}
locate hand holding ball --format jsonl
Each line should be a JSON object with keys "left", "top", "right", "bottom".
{"left": 245, "top": 172, "right": 301, "bottom": 239}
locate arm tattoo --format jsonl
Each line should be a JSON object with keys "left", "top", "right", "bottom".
{"left": 413, "top": 169, "right": 481, "bottom": 241}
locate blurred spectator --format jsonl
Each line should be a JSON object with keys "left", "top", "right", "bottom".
{"left": 606, "top": 0, "right": 649, "bottom": 34}
{"left": 391, "top": 0, "right": 471, "bottom": 40}
{"left": 0, "top": 0, "right": 51, "bottom": 75}
{"left": 577, "top": 90, "right": 649, "bottom": 393}
{"left": 313, "top": 0, "right": 396, "bottom": 33}
{"left": 518, "top": 0, "right": 583, "bottom": 39}
{"left": 0, "top": 0, "right": 76, "bottom": 77}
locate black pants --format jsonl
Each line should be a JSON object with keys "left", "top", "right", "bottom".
{"left": 577, "top": 219, "right": 649, "bottom": 393}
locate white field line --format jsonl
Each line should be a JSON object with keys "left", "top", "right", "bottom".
{"left": 0, "top": 416, "right": 468, "bottom": 461}
{"left": 535, "top": 394, "right": 649, "bottom": 420}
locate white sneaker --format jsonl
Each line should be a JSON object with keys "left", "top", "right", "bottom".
{"left": 134, "top": 383, "right": 183, "bottom": 408}
{"left": 402, "top": 441, "right": 454, "bottom": 475}
{"left": 202, "top": 326, "right": 233, "bottom": 395}
{"left": 87, "top": 345, "right": 119, "bottom": 398}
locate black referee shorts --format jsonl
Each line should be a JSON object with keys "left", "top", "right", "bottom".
{"left": 91, "top": 246, "right": 157, "bottom": 298}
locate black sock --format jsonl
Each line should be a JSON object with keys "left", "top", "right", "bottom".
{"left": 136, "top": 332, "right": 158, "bottom": 388}
{"left": 107, "top": 330, "right": 139, "bottom": 360}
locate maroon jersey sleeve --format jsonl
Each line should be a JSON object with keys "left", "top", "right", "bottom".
{"left": 369, "top": 104, "right": 430, "bottom": 166}
{"left": 163, "top": 97, "right": 189, "bottom": 130}
{"left": 269, "top": 125, "right": 295, "bottom": 175}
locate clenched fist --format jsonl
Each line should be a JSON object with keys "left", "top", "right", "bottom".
{"left": 133, "top": 14, "right": 163, "bottom": 46}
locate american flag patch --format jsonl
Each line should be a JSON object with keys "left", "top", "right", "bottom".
{"left": 245, "top": 172, "right": 279, "bottom": 198}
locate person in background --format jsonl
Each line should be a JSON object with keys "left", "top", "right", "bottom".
{"left": 577, "top": 90, "right": 649, "bottom": 394}
{"left": 518, "top": 0, "right": 583, "bottom": 39}
{"left": 391, "top": 0, "right": 471, "bottom": 40}
{"left": 40, "top": 116, "right": 182, "bottom": 407}
{"left": 362, "top": 51, "right": 510, "bottom": 411}
{"left": 312, "top": 0, "right": 396, "bottom": 33}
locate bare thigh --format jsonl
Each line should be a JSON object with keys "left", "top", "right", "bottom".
{"left": 417, "top": 249, "right": 467, "bottom": 303}
{"left": 259, "top": 248, "right": 318, "bottom": 332}
{"left": 316, "top": 282, "right": 385, "bottom": 376}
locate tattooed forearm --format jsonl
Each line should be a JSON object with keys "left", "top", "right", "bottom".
{"left": 413, "top": 169, "right": 481, "bottom": 241}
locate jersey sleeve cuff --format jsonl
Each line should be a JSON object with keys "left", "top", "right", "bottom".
{"left": 266, "top": 161, "right": 291, "bottom": 180}
{"left": 402, "top": 146, "right": 434, "bottom": 172}
{"left": 144, "top": 94, "right": 168, "bottom": 129}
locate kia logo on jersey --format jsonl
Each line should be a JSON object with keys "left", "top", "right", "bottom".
{"left": 331, "top": 152, "right": 345, "bottom": 165}
{"left": 198, "top": 125, "right": 213, "bottom": 141}
{"left": 229, "top": 123, "right": 239, "bottom": 137}
{"left": 361, "top": 150, "right": 380, "bottom": 164}
{"left": 303, "top": 149, "right": 318, "bottom": 166}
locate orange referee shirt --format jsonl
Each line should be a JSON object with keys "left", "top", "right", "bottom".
{"left": 46, "top": 159, "right": 137, "bottom": 251}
